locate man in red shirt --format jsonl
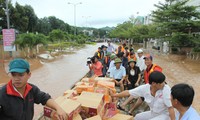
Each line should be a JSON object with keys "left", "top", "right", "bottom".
{"left": 0, "top": 59, "right": 66, "bottom": 120}
{"left": 143, "top": 54, "right": 162, "bottom": 84}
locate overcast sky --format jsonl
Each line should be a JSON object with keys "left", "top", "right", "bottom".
{"left": 11, "top": 0, "right": 165, "bottom": 28}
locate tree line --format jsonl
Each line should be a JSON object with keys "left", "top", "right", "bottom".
{"left": 109, "top": 0, "right": 200, "bottom": 53}
{"left": 0, "top": 0, "right": 111, "bottom": 58}
{"left": 0, "top": 0, "right": 109, "bottom": 37}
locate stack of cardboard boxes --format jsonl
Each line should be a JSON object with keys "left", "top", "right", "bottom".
{"left": 43, "top": 77, "right": 134, "bottom": 120}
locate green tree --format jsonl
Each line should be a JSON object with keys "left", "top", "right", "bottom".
{"left": 49, "top": 29, "right": 65, "bottom": 42}
{"left": 35, "top": 17, "right": 51, "bottom": 35}
{"left": 14, "top": 33, "right": 47, "bottom": 57}
{"left": 24, "top": 5, "right": 38, "bottom": 32}
{"left": 152, "top": 0, "right": 200, "bottom": 52}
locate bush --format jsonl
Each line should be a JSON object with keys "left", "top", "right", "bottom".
{"left": 171, "top": 47, "right": 179, "bottom": 54}
{"left": 192, "top": 47, "right": 200, "bottom": 52}
{"left": 76, "top": 39, "right": 86, "bottom": 44}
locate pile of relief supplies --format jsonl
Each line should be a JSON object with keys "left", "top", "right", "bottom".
{"left": 43, "top": 77, "right": 134, "bottom": 120}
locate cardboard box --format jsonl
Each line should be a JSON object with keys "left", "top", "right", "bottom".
{"left": 57, "top": 98, "right": 81, "bottom": 120}
{"left": 75, "top": 83, "right": 95, "bottom": 94}
{"left": 81, "top": 77, "right": 95, "bottom": 82}
{"left": 107, "top": 114, "right": 134, "bottom": 120}
{"left": 82, "top": 77, "right": 112, "bottom": 83}
{"left": 95, "top": 87, "right": 109, "bottom": 95}
{"left": 97, "top": 81, "right": 116, "bottom": 95}
{"left": 76, "top": 92, "right": 104, "bottom": 118}
{"left": 94, "top": 77, "right": 112, "bottom": 82}
{"left": 103, "top": 102, "right": 119, "bottom": 120}
{"left": 75, "top": 82, "right": 85, "bottom": 86}
{"left": 103, "top": 109, "right": 118, "bottom": 120}
{"left": 44, "top": 107, "right": 53, "bottom": 118}
{"left": 99, "top": 103, "right": 107, "bottom": 118}
{"left": 80, "top": 91, "right": 104, "bottom": 104}
{"left": 76, "top": 82, "right": 94, "bottom": 86}
{"left": 105, "top": 102, "right": 117, "bottom": 111}
{"left": 73, "top": 114, "right": 82, "bottom": 120}
{"left": 95, "top": 87, "right": 111, "bottom": 104}
{"left": 81, "top": 77, "right": 90, "bottom": 82}
{"left": 85, "top": 115, "right": 102, "bottom": 120}
{"left": 104, "top": 95, "right": 112, "bottom": 104}
{"left": 63, "top": 90, "right": 77, "bottom": 99}
{"left": 44, "top": 96, "right": 81, "bottom": 120}
{"left": 97, "top": 81, "right": 115, "bottom": 89}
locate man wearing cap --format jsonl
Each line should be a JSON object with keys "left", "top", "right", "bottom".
{"left": 143, "top": 54, "right": 162, "bottom": 84}
{"left": 136, "top": 49, "right": 146, "bottom": 72}
{"left": 0, "top": 59, "right": 66, "bottom": 120}
{"left": 109, "top": 58, "right": 126, "bottom": 92}
{"left": 111, "top": 71, "right": 175, "bottom": 120}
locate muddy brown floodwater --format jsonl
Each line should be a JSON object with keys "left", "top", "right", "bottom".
{"left": 30, "top": 43, "right": 107, "bottom": 119}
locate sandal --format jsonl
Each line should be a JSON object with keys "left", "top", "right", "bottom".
{"left": 128, "top": 111, "right": 133, "bottom": 116}
{"left": 117, "top": 104, "right": 125, "bottom": 111}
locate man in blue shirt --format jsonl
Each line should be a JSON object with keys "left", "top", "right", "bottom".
{"left": 110, "top": 58, "right": 126, "bottom": 92}
{"left": 171, "top": 83, "right": 200, "bottom": 120}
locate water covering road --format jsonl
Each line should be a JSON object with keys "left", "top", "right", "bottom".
{"left": 30, "top": 43, "right": 108, "bottom": 119}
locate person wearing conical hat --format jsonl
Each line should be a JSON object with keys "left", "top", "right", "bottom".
{"left": 110, "top": 58, "right": 126, "bottom": 92}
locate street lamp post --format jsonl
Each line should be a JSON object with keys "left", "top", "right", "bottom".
{"left": 82, "top": 16, "right": 91, "bottom": 27}
{"left": 5, "top": 0, "right": 10, "bottom": 29}
{"left": 4, "top": 0, "right": 12, "bottom": 57}
{"left": 68, "top": 2, "right": 82, "bottom": 36}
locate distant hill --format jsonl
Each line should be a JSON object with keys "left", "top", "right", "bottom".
{"left": 99, "top": 26, "right": 115, "bottom": 31}
{"left": 77, "top": 26, "right": 115, "bottom": 31}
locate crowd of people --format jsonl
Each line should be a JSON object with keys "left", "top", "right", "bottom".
{"left": 0, "top": 41, "right": 199, "bottom": 120}
{"left": 88, "top": 41, "right": 200, "bottom": 120}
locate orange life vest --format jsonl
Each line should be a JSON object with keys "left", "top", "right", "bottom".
{"left": 144, "top": 64, "right": 162, "bottom": 84}
{"left": 128, "top": 55, "right": 137, "bottom": 61}
{"left": 95, "top": 51, "right": 102, "bottom": 59}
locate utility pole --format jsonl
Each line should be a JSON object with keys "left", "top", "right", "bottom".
{"left": 68, "top": 2, "right": 82, "bottom": 36}
{"left": 5, "top": 0, "right": 12, "bottom": 57}
{"left": 5, "top": 0, "right": 10, "bottom": 29}
{"left": 82, "top": 16, "right": 91, "bottom": 27}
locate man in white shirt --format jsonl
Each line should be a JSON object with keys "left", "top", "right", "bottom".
{"left": 171, "top": 83, "right": 200, "bottom": 120}
{"left": 110, "top": 58, "right": 126, "bottom": 92}
{"left": 107, "top": 41, "right": 115, "bottom": 53}
{"left": 136, "top": 49, "right": 146, "bottom": 72}
{"left": 107, "top": 54, "right": 116, "bottom": 73}
{"left": 111, "top": 71, "right": 175, "bottom": 120}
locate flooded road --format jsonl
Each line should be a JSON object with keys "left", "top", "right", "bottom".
{"left": 22, "top": 42, "right": 199, "bottom": 119}
{"left": 30, "top": 43, "right": 106, "bottom": 119}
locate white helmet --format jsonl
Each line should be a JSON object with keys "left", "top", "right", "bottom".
{"left": 137, "top": 49, "right": 143, "bottom": 53}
